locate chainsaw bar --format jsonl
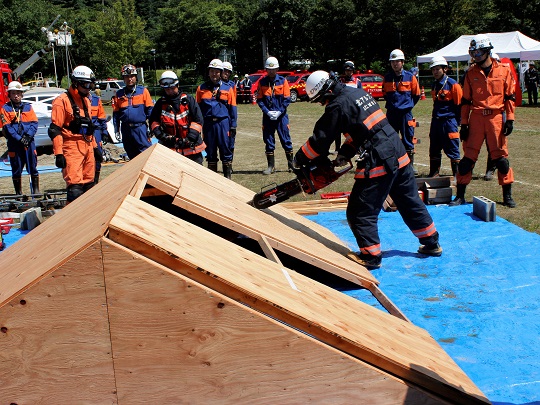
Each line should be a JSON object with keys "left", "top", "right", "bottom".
{"left": 250, "top": 178, "right": 303, "bottom": 209}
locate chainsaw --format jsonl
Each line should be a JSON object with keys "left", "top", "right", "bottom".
{"left": 250, "top": 156, "right": 353, "bottom": 209}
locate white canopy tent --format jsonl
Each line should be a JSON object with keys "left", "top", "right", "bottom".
{"left": 417, "top": 31, "right": 540, "bottom": 64}
{"left": 520, "top": 44, "right": 540, "bottom": 60}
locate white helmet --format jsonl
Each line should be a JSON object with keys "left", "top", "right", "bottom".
{"left": 71, "top": 65, "right": 95, "bottom": 83}
{"left": 244, "top": 74, "right": 249, "bottom": 78}
{"left": 429, "top": 56, "right": 448, "bottom": 69}
{"left": 159, "top": 70, "right": 178, "bottom": 88}
{"left": 491, "top": 52, "right": 501, "bottom": 62}
{"left": 208, "top": 59, "right": 223, "bottom": 70}
{"left": 305, "top": 70, "right": 336, "bottom": 102}
{"left": 389, "top": 49, "right": 405, "bottom": 61}
{"left": 265, "top": 56, "right": 279, "bottom": 69}
{"left": 222, "top": 61, "right": 233, "bottom": 72}
{"left": 7, "top": 81, "right": 25, "bottom": 93}
{"left": 469, "top": 34, "right": 493, "bottom": 51}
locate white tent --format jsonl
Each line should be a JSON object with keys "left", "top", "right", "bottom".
{"left": 521, "top": 44, "right": 540, "bottom": 60}
{"left": 417, "top": 31, "right": 540, "bottom": 64}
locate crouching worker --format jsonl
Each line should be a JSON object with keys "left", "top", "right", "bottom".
{"left": 295, "top": 71, "right": 442, "bottom": 269}
{"left": 149, "top": 71, "right": 205, "bottom": 164}
{"left": 49, "top": 65, "right": 103, "bottom": 203}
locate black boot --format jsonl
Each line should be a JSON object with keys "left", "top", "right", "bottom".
{"left": 262, "top": 152, "right": 275, "bottom": 175}
{"left": 94, "top": 170, "right": 101, "bottom": 184}
{"left": 230, "top": 149, "right": 234, "bottom": 173}
{"left": 484, "top": 156, "right": 496, "bottom": 181}
{"left": 285, "top": 150, "right": 295, "bottom": 172}
{"left": 428, "top": 157, "right": 441, "bottom": 177}
{"left": 502, "top": 184, "right": 516, "bottom": 208}
{"left": 450, "top": 159, "right": 460, "bottom": 177}
{"left": 12, "top": 176, "right": 22, "bottom": 195}
{"left": 208, "top": 162, "right": 218, "bottom": 172}
{"left": 407, "top": 150, "right": 418, "bottom": 176}
{"left": 449, "top": 184, "right": 467, "bottom": 206}
{"left": 30, "top": 175, "right": 40, "bottom": 195}
{"left": 223, "top": 162, "right": 232, "bottom": 179}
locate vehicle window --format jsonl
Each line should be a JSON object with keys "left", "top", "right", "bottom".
{"left": 98, "top": 83, "right": 107, "bottom": 90}
{"left": 362, "top": 77, "right": 374, "bottom": 82}
{"left": 249, "top": 74, "right": 263, "bottom": 82}
{"left": 286, "top": 75, "right": 300, "bottom": 83}
{"left": 111, "top": 82, "right": 121, "bottom": 89}
{"left": 373, "top": 76, "right": 383, "bottom": 83}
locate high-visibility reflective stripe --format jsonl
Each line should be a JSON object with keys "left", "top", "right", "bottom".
{"left": 413, "top": 222, "right": 437, "bottom": 238}
{"left": 360, "top": 244, "right": 381, "bottom": 256}
{"left": 301, "top": 142, "right": 319, "bottom": 160}
{"left": 190, "top": 122, "right": 202, "bottom": 132}
{"left": 449, "top": 131, "right": 459, "bottom": 139}
{"left": 364, "top": 110, "right": 385, "bottom": 130}
{"left": 354, "top": 153, "right": 410, "bottom": 179}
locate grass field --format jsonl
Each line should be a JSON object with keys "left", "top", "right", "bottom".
{"left": 2, "top": 96, "right": 539, "bottom": 234}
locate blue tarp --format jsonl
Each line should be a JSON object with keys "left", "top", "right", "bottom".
{"left": 307, "top": 204, "right": 540, "bottom": 405}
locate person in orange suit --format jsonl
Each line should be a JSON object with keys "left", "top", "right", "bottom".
{"left": 48, "top": 65, "right": 103, "bottom": 203}
{"left": 450, "top": 34, "right": 516, "bottom": 208}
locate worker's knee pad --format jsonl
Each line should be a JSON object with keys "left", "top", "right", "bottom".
{"left": 67, "top": 184, "right": 84, "bottom": 202}
{"left": 494, "top": 157, "right": 510, "bottom": 175}
{"left": 457, "top": 157, "right": 475, "bottom": 176}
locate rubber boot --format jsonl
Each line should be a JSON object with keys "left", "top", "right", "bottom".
{"left": 502, "top": 184, "right": 516, "bottom": 208}
{"left": 230, "top": 149, "right": 234, "bottom": 173}
{"left": 407, "top": 150, "right": 418, "bottom": 176}
{"left": 223, "top": 162, "right": 232, "bottom": 179}
{"left": 30, "top": 175, "right": 41, "bottom": 195}
{"left": 262, "top": 152, "right": 275, "bottom": 175}
{"left": 484, "top": 156, "right": 496, "bottom": 181}
{"left": 94, "top": 170, "right": 101, "bottom": 184}
{"left": 428, "top": 157, "right": 441, "bottom": 177}
{"left": 208, "top": 162, "right": 218, "bottom": 172}
{"left": 450, "top": 159, "right": 460, "bottom": 177}
{"left": 285, "top": 150, "right": 295, "bottom": 172}
{"left": 12, "top": 176, "right": 22, "bottom": 195}
{"left": 449, "top": 184, "right": 467, "bottom": 206}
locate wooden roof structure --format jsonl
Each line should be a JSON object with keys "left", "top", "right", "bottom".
{"left": 0, "top": 144, "right": 490, "bottom": 404}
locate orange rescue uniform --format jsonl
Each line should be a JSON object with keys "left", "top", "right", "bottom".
{"left": 460, "top": 59, "right": 515, "bottom": 186}
{"left": 51, "top": 87, "right": 97, "bottom": 187}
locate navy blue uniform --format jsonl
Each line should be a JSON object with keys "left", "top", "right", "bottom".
{"left": 298, "top": 84, "right": 439, "bottom": 259}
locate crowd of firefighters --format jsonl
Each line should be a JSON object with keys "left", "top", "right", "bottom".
{"left": 0, "top": 33, "right": 519, "bottom": 265}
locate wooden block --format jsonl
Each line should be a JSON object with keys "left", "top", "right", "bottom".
{"left": 425, "top": 187, "right": 454, "bottom": 205}
{"left": 19, "top": 207, "right": 43, "bottom": 230}
{"left": 416, "top": 176, "right": 453, "bottom": 190}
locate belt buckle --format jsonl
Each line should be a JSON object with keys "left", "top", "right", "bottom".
{"left": 483, "top": 109, "right": 492, "bottom": 116}
{"left": 212, "top": 118, "right": 218, "bottom": 122}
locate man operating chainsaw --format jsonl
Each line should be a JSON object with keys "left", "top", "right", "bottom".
{"left": 294, "top": 70, "right": 442, "bottom": 269}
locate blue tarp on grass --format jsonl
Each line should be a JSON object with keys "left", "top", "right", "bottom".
{"left": 306, "top": 204, "right": 540, "bottom": 405}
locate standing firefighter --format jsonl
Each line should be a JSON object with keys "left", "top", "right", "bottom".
{"left": 49, "top": 65, "right": 103, "bottom": 203}
{"left": 450, "top": 34, "right": 517, "bottom": 208}
{"left": 382, "top": 49, "right": 421, "bottom": 175}
{"left": 257, "top": 56, "right": 294, "bottom": 174}
{"left": 428, "top": 56, "right": 463, "bottom": 177}
{"left": 295, "top": 71, "right": 442, "bottom": 269}
{"left": 112, "top": 64, "right": 154, "bottom": 160}
{"left": 0, "top": 81, "right": 39, "bottom": 195}
{"left": 150, "top": 71, "right": 205, "bottom": 164}
{"left": 196, "top": 59, "right": 237, "bottom": 178}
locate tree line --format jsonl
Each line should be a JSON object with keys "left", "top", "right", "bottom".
{"left": 1, "top": 0, "right": 539, "bottom": 83}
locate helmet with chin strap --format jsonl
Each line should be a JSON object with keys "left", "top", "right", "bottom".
{"left": 469, "top": 34, "right": 493, "bottom": 52}
{"left": 305, "top": 70, "right": 337, "bottom": 103}
{"left": 159, "top": 70, "right": 179, "bottom": 88}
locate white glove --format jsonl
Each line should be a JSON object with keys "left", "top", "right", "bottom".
{"left": 272, "top": 110, "right": 282, "bottom": 120}
{"left": 267, "top": 110, "right": 282, "bottom": 120}
{"left": 334, "top": 154, "right": 348, "bottom": 167}
{"left": 115, "top": 132, "right": 122, "bottom": 143}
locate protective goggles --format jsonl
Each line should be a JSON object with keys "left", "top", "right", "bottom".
{"left": 77, "top": 81, "right": 93, "bottom": 89}
{"left": 469, "top": 48, "right": 489, "bottom": 58}
{"left": 159, "top": 78, "right": 178, "bottom": 88}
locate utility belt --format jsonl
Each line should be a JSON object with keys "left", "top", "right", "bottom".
{"left": 125, "top": 122, "right": 146, "bottom": 128}
{"left": 205, "top": 116, "right": 226, "bottom": 122}
{"left": 433, "top": 115, "right": 455, "bottom": 121}
{"left": 472, "top": 109, "right": 503, "bottom": 116}
{"left": 357, "top": 124, "right": 395, "bottom": 159}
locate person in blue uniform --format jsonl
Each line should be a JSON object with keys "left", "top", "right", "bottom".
{"left": 295, "top": 70, "right": 442, "bottom": 269}
{"left": 89, "top": 90, "right": 108, "bottom": 183}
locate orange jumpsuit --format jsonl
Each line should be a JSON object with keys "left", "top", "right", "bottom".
{"left": 50, "top": 87, "right": 97, "bottom": 189}
{"left": 459, "top": 59, "right": 515, "bottom": 186}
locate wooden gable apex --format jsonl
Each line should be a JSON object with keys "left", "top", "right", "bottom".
{"left": 0, "top": 145, "right": 489, "bottom": 404}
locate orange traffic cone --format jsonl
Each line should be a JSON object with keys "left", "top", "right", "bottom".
{"left": 251, "top": 93, "right": 257, "bottom": 105}
{"left": 420, "top": 86, "right": 426, "bottom": 100}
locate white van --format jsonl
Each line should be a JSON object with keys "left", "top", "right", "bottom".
{"left": 95, "top": 80, "right": 125, "bottom": 102}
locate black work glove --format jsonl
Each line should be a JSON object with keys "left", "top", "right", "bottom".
{"left": 229, "top": 127, "right": 237, "bottom": 138}
{"left": 55, "top": 154, "right": 67, "bottom": 169}
{"left": 503, "top": 120, "right": 514, "bottom": 136}
{"left": 152, "top": 126, "right": 165, "bottom": 140}
{"left": 294, "top": 148, "right": 310, "bottom": 167}
{"left": 163, "top": 135, "right": 176, "bottom": 148}
{"left": 20, "top": 134, "right": 32, "bottom": 148}
{"left": 94, "top": 147, "right": 104, "bottom": 163}
{"left": 186, "top": 129, "right": 199, "bottom": 145}
{"left": 460, "top": 125, "right": 469, "bottom": 142}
